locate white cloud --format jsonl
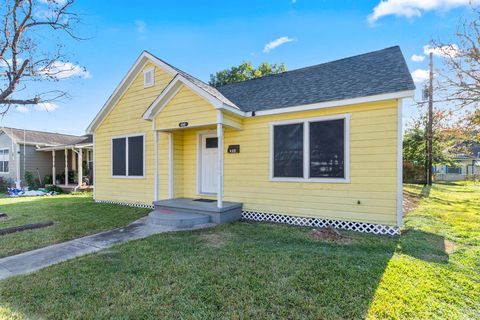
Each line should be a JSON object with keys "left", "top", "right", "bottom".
{"left": 263, "top": 36, "right": 295, "bottom": 53}
{"left": 368, "top": 0, "right": 480, "bottom": 23}
{"left": 135, "top": 20, "right": 147, "bottom": 33}
{"left": 423, "top": 44, "right": 459, "bottom": 57}
{"left": 34, "top": 102, "right": 58, "bottom": 112}
{"left": 38, "top": 61, "right": 91, "bottom": 80}
{"left": 0, "top": 58, "right": 23, "bottom": 68}
{"left": 15, "top": 106, "right": 29, "bottom": 113}
{"left": 411, "top": 69, "right": 429, "bottom": 82}
{"left": 411, "top": 54, "right": 425, "bottom": 62}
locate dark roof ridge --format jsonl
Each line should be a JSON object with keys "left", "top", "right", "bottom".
{"left": 215, "top": 46, "right": 402, "bottom": 89}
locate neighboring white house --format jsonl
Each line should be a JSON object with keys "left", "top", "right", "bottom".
{"left": 0, "top": 127, "right": 93, "bottom": 189}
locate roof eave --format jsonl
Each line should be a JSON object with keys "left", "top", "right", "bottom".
{"left": 86, "top": 51, "right": 179, "bottom": 134}
{"left": 144, "top": 74, "right": 245, "bottom": 121}
{"left": 252, "top": 89, "right": 415, "bottom": 117}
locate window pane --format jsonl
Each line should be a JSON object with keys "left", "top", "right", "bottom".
{"left": 205, "top": 137, "right": 218, "bottom": 149}
{"left": 128, "top": 136, "right": 144, "bottom": 176}
{"left": 309, "top": 119, "right": 345, "bottom": 178}
{"left": 0, "top": 161, "right": 3, "bottom": 172}
{"left": 273, "top": 123, "right": 304, "bottom": 178}
{"left": 112, "top": 138, "right": 126, "bottom": 176}
{"left": 3, "top": 161, "right": 8, "bottom": 173}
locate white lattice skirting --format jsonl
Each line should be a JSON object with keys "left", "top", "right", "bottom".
{"left": 95, "top": 200, "right": 154, "bottom": 209}
{"left": 242, "top": 211, "right": 400, "bottom": 236}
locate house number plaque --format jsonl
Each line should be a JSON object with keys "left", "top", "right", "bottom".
{"left": 178, "top": 122, "right": 189, "bottom": 128}
{"left": 228, "top": 145, "right": 240, "bottom": 154}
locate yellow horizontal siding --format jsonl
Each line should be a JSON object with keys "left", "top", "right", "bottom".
{"left": 223, "top": 112, "right": 243, "bottom": 129}
{"left": 154, "top": 85, "right": 217, "bottom": 130}
{"left": 94, "top": 62, "right": 174, "bottom": 205}
{"left": 94, "top": 59, "right": 400, "bottom": 226}
{"left": 222, "top": 100, "right": 400, "bottom": 225}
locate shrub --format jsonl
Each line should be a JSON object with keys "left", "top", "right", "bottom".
{"left": 43, "top": 175, "right": 53, "bottom": 185}
{"left": 45, "top": 185, "right": 64, "bottom": 193}
{"left": 24, "top": 171, "right": 38, "bottom": 190}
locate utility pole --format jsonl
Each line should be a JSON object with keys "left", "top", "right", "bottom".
{"left": 426, "top": 52, "right": 434, "bottom": 186}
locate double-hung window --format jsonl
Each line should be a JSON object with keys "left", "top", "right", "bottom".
{"left": 0, "top": 148, "right": 9, "bottom": 173}
{"left": 112, "top": 135, "right": 144, "bottom": 177}
{"left": 271, "top": 115, "right": 350, "bottom": 182}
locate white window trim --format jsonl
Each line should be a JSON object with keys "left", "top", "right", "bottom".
{"left": 0, "top": 147, "right": 9, "bottom": 174}
{"left": 143, "top": 67, "right": 155, "bottom": 88}
{"left": 111, "top": 133, "right": 146, "bottom": 179}
{"left": 269, "top": 114, "right": 350, "bottom": 183}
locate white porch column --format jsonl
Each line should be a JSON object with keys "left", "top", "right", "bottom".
{"left": 64, "top": 149, "right": 68, "bottom": 186}
{"left": 52, "top": 150, "right": 56, "bottom": 185}
{"left": 71, "top": 149, "right": 76, "bottom": 171}
{"left": 168, "top": 132, "right": 174, "bottom": 199}
{"left": 154, "top": 131, "right": 159, "bottom": 201}
{"left": 77, "top": 148, "right": 83, "bottom": 187}
{"left": 217, "top": 111, "right": 224, "bottom": 209}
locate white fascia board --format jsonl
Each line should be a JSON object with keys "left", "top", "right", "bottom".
{"left": 144, "top": 74, "right": 246, "bottom": 120}
{"left": 253, "top": 90, "right": 415, "bottom": 117}
{"left": 86, "top": 51, "right": 178, "bottom": 134}
{"left": 143, "top": 75, "right": 182, "bottom": 120}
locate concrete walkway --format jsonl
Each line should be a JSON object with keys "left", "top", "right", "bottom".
{"left": 0, "top": 217, "right": 215, "bottom": 280}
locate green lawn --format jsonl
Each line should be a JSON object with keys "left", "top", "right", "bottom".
{"left": 0, "top": 193, "right": 149, "bottom": 257}
{"left": 0, "top": 183, "right": 479, "bottom": 319}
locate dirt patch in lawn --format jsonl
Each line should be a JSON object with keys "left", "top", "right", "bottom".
{"left": 403, "top": 191, "right": 421, "bottom": 214}
{"left": 309, "top": 228, "right": 353, "bottom": 244}
{"left": 0, "top": 213, "right": 8, "bottom": 221}
{"left": 200, "top": 232, "right": 232, "bottom": 248}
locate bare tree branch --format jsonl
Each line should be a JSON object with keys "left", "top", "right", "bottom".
{"left": 0, "top": 0, "right": 86, "bottom": 115}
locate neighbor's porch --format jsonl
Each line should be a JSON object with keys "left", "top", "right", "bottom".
{"left": 37, "top": 144, "right": 94, "bottom": 192}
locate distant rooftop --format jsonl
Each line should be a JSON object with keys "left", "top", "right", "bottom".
{"left": 0, "top": 127, "right": 91, "bottom": 146}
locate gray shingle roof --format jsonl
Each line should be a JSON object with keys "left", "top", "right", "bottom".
{"left": 1, "top": 127, "right": 91, "bottom": 146}
{"left": 215, "top": 46, "right": 415, "bottom": 112}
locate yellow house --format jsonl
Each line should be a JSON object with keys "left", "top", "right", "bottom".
{"left": 87, "top": 46, "right": 415, "bottom": 235}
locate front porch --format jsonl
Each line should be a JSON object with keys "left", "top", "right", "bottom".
{"left": 148, "top": 198, "right": 243, "bottom": 228}
{"left": 37, "top": 141, "right": 94, "bottom": 189}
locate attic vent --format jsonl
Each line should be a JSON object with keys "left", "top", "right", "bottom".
{"left": 143, "top": 67, "right": 155, "bottom": 87}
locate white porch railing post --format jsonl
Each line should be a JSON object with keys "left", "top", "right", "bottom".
{"left": 77, "top": 148, "right": 83, "bottom": 187}
{"left": 217, "top": 111, "right": 224, "bottom": 209}
{"left": 64, "top": 149, "right": 68, "bottom": 186}
{"left": 52, "top": 150, "right": 56, "bottom": 185}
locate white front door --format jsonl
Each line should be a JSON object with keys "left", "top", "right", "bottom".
{"left": 200, "top": 134, "right": 218, "bottom": 194}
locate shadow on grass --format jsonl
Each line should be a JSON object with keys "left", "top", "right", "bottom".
{"left": 399, "top": 228, "right": 449, "bottom": 264}
{"left": 0, "top": 222, "right": 402, "bottom": 319}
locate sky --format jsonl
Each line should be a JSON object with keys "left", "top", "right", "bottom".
{"left": 0, "top": 0, "right": 475, "bottom": 135}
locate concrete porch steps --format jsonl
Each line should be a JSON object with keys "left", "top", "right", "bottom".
{"left": 150, "top": 198, "right": 243, "bottom": 225}
{"left": 148, "top": 209, "right": 210, "bottom": 229}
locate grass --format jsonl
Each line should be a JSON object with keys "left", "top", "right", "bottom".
{"left": 0, "top": 193, "right": 149, "bottom": 257}
{"left": 0, "top": 183, "right": 479, "bottom": 319}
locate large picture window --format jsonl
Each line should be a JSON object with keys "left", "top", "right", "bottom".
{"left": 0, "top": 148, "right": 9, "bottom": 173}
{"left": 271, "top": 115, "right": 349, "bottom": 182}
{"left": 112, "top": 135, "right": 144, "bottom": 177}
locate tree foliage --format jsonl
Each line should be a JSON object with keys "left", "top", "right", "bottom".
{"left": 403, "top": 109, "right": 476, "bottom": 165}
{"left": 209, "top": 61, "right": 286, "bottom": 87}
{"left": 0, "top": 0, "right": 84, "bottom": 115}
